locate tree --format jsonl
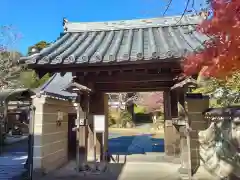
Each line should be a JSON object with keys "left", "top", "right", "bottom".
{"left": 135, "top": 92, "right": 163, "bottom": 124}
{"left": 183, "top": 0, "right": 240, "bottom": 78}
{"left": 0, "top": 51, "right": 24, "bottom": 89}
{"left": 194, "top": 71, "right": 240, "bottom": 107}
{"left": 27, "top": 41, "right": 50, "bottom": 55}
{"left": 19, "top": 70, "right": 51, "bottom": 89}
{"left": 135, "top": 92, "right": 163, "bottom": 113}
{"left": 0, "top": 25, "right": 23, "bottom": 89}
{"left": 21, "top": 41, "right": 51, "bottom": 88}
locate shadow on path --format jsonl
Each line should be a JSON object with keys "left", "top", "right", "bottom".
{"left": 108, "top": 134, "right": 164, "bottom": 155}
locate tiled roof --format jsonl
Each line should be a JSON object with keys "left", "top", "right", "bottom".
{"left": 36, "top": 73, "right": 76, "bottom": 99}
{"left": 20, "top": 15, "right": 209, "bottom": 65}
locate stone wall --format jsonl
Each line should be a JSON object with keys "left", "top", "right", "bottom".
{"left": 32, "top": 96, "right": 77, "bottom": 173}
{"left": 199, "top": 117, "right": 240, "bottom": 179}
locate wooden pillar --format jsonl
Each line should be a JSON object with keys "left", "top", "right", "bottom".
{"left": 89, "top": 92, "right": 108, "bottom": 161}
{"left": 103, "top": 93, "right": 109, "bottom": 154}
{"left": 87, "top": 115, "right": 94, "bottom": 160}
{"left": 164, "top": 90, "right": 173, "bottom": 155}
{"left": 77, "top": 125, "right": 88, "bottom": 170}
{"left": 164, "top": 90, "right": 180, "bottom": 156}
{"left": 76, "top": 95, "right": 88, "bottom": 170}
{"left": 170, "top": 90, "right": 178, "bottom": 118}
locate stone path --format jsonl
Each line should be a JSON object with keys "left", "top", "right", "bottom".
{"left": 0, "top": 153, "right": 27, "bottom": 180}
{"left": 39, "top": 160, "right": 219, "bottom": 180}
{"left": 0, "top": 138, "right": 28, "bottom": 180}
{"left": 38, "top": 133, "right": 219, "bottom": 180}
{"left": 108, "top": 133, "right": 164, "bottom": 155}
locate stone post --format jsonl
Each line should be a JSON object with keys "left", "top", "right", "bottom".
{"left": 31, "top": 96, "right": 44, "bottom": 171}
{"left": 181, "top": 93, "right": 209, "bottom": 178}
{"left": 178, "top": 126, "right": 189, "bottom": 175}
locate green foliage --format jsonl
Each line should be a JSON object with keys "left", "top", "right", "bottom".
{"left": 108, "top": 109, "right": 134, "bottom": 128}
{"left": 134, "top": 105, "right": 146, "bottom": 114}
{"left": 108, "top": 108, "right": 120, "bottom": 127}
{"left": 19, "top": 70, "right": 38, "bottom": 88}
{"left": 20, "top": 41, "right": 52, "bottom": 88}
{"left": 157, "top": 115, "right": 164, "bottom": 121}
{"left": 19, "top": 70, "right": 51, "bottom": 88}
{"left": 108, "top": 113, "right": 117, "bottom": 127}
{"left": 27, "top": 41, "right": 50, "bottom": 55}
{"left": 37, "top": 73, "right": 51, "bottom": 87}
{"left": 193, "top": 72, "right": 240, "bottom": 107}
{"left": 120, "top": 110, "right": 133, "bottom": 127}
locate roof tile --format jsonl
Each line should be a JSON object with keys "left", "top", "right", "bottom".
{"left": 20, "top": 15, "right": 208, "bottom": 65}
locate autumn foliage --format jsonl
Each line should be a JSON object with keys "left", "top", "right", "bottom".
{"left": 136, "top": 92, "right": 163, "bottom": 113}
{"left": 183, "top": 0, "right": 240, "bottom": 78}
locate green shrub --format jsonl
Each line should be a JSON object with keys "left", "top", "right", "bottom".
{"left": 120, "top": 110, "right": 133, "bottom": 128}
{"left": 108, "top": 113, "right": 117, "bottom": 127}
{"left": 134, "top": 105, "right": 146, "bottom": 113}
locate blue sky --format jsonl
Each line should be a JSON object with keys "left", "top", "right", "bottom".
{"left": 1, "top": 0, "right": 204, "bottom": 55}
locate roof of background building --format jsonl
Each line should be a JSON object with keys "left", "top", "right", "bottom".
{"left": 20, "top": 14, "right": 209, "bottom": 66}
{"left": 36, "top": 73, "right": 76, "bottom": 99}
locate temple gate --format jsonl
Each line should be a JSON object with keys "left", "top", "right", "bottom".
{"left": 19, "top": 14, "right": 209, "bottom": 177}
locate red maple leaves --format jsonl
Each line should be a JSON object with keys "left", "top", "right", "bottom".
{"left": 183, "top": 0, "right": 240, "bottom": 78}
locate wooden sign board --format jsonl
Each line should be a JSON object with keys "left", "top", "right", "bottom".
{"left": 93, "top": 115, "right": 105, "bottom": 132}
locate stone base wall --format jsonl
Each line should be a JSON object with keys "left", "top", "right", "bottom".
{"left": 32, "top": 96, "right": 77, "bottom": 173}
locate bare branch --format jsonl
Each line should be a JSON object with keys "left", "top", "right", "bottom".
{"left": 176, "top": 0, "right": 191, "bottom": 24}
{"left": 162, "top": 0, "right": 173, "bottom": 16}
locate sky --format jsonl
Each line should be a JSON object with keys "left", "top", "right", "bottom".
{"left": 1, "top": 0, "right": 205, "bottom": 55}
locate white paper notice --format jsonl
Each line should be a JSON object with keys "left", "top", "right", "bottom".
{"left": 94, "top": 115, "right": 105, "bottom": 132}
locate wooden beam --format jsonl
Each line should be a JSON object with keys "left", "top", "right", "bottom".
{"left": 96, "top": 81, "right": 173, "bottom": 86}
{"left": 83, "top": 73, "right": 176, "bottom": 83}
{"left": 95, "top": 81, "right": 173, "bottom": 92}
{"left": 97, "top": 87, "right": 170, "bottom": 92}
{"left": 33, "top": 60, "right": 182, "bottom": 74}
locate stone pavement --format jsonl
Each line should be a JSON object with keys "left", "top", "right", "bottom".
{"left": 0, "top": 152, "right": 27, "bottom": 180}
{"left": 39, "top": 159, "right": 219, "bottom": 180}
{"left": 0, "top": 138, "right": 28, "bottom": 180}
